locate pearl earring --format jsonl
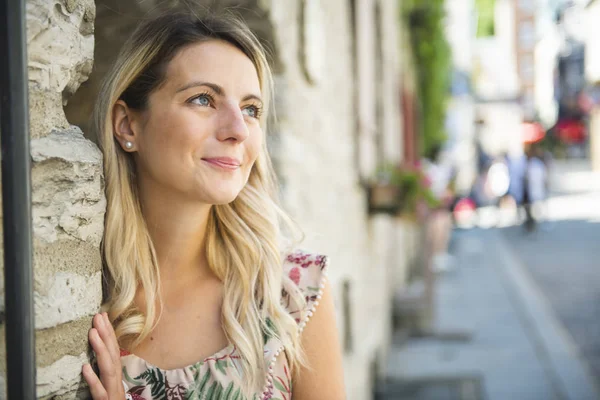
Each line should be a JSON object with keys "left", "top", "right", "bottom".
{"left": 124, "top": 141, "right": 133, "bottom": 150}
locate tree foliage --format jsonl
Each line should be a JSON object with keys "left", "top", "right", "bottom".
{"left": 475, "top": 0, "right": 496, "bottom": 37}
{"left": 403, "top": 0, "right": 451, "bottom": 159}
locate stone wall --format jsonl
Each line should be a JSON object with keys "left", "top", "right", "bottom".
{"left": 266, "top": 1, "right": 405, "bottom": 398}
{"left": 14, "top": 0, "right": 409, "bottom": 398}
{"left": 1, "top": 0, "right": 106, "bottom": 398}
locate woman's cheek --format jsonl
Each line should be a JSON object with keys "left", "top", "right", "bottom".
{"left": 251, "top": 130, "right": 263, "bottom": 159}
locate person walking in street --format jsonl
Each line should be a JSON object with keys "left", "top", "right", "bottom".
{"left": 523, "top": 145, "right": 548, "bottom": 232}
{"left": 81, "top": 12, "right": 345, "bottom": 400}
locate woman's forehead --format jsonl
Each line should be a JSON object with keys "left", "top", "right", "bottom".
{"left": 163, "top": 40, "right": 262, "bottom": 96}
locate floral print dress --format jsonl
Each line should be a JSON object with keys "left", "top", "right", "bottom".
{"left": 120, "top": 251, "right": 329, "bottom": 400}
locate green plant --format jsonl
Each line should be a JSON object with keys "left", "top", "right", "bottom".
{"left": 403, "top": 0, "right": 451, "bottom": 159}
{"left": 475, "top": 0, "right": 496, "bottom": 37}
{"left": 374, "top": 162, "right": 441, "bottom": 217}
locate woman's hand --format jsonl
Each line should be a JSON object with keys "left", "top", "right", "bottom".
{"left": 82, "top": 313, "right": 127, "bottom": 399}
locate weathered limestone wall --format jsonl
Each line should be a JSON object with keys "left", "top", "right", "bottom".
{"left": 266, "top": 1, "right": 405, "bottom": 398}
{"left": 0, "top": 1, "right": 104, "bottom": 398}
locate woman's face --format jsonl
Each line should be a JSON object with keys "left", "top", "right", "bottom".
{"left": 129, "top": 40, "right": 264, "bottom": 205}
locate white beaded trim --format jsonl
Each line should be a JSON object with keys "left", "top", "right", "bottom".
{"left": 261, "top": 344, "right": 284, "bottom": 399}
{"left": 260, "top": 255, "right": 329, "bottom": 399}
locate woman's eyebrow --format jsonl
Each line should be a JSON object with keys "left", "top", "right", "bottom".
{"left": 242, "top": 94, "right": 263, "bottom": 104}
{"left": 176, "top": 81, "right": 223, "bottom": 95}
{"left": 176, "top": 81, "right": 262, "bottom": 103}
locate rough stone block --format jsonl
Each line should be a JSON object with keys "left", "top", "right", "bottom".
{"left": 34, "top": 271, "right": 101, "bottom": 330}
{"left": 37, "top": 353, "right": 89, "bottom": 399}
{"left": 0, "top": 317, "right": 92, "bottom": 397}
{"left": 27, "top": 0, "right": 95, "bottom": 95}
{"left": 36, "top": 318, "right": 93, "bottom": 368}
{"left": 27, "top": 0, "right": 95, "bottom": 139}
{"left": 31, "top": 126, "right": 105, "bottom": 246}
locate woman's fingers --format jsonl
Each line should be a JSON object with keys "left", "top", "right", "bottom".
{"left": 82, "top": 363, "right": 108, "bottom": 400}
{"left": 96, "top": 313, "right": 120, "bottom": 363}
{"left": 84, "top": 314, "right": 126, "bottom": 399}
{"left": 104, "top": 312, "right": 121, "bottom": 360}
{"left": 89, "top": 327, "right": 119, "bottom": 384}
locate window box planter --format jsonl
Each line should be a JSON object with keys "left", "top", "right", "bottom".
{"left": 366, "top": 183, "right": 401, "bottom": 215}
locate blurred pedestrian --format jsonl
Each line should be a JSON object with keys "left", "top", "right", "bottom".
{"left": 523, "top": 145, "right": 548, "bottom": 232}
{"left": 423, "top": 151, "right": 456, "bottom": 272}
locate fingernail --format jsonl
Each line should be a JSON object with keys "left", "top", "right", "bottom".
{"left": 96, "top": 314, "right": 104, "bottom": 327}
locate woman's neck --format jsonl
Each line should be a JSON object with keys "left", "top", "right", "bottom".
{"left": 139, "top": 188, "right": 213, "bottom": 283}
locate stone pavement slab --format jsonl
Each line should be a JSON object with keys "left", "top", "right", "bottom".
{"left": 383, "top": 228, "right": 600, "bottom": 400}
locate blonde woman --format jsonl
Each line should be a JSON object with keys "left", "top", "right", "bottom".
{"left": 81, "top": 12, "right": 345, "bottom": 400}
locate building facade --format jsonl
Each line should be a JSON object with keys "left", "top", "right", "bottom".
{"left": 515, "top": 0, "right": 538, "bottom": 118}
{"left": 472, "top": 0, "right": 523, "bottom": 158}
{"left": 585, "top": 0, "right": 600, "bottom": 170}
{"left": 445, "top": 0, "right": 478, "bottom": 195}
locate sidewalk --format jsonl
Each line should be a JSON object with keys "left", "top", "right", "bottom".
{"left": 549, "top": 159, "right": 600, "bottom": 195}
{"left": 381, "top": 228, "right": 600, "bottom": 400}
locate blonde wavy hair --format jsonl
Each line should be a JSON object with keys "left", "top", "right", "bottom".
{"left": 94, "top": 12, "right": 305, "bottom": 395}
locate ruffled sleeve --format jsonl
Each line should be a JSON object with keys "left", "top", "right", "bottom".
{"left": 282, "top": 250, "right": 329, "bottom": 333}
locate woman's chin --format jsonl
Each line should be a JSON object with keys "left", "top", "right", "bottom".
{"left": 204, "top": 189, "right": 242, "bottom": 205}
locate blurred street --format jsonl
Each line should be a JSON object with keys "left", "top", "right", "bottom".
{"left": 502, "top": 160, "right": 600, "bottom": 386}
{"left": 378, "top": 161, "right": 600, "bottom": 400}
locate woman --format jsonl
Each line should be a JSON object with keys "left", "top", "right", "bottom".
{"left": 81, "top": 12, "right": 345, "bottom": 400}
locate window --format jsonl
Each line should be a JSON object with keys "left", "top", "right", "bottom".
{"left": 342, "top": 280, "right": 353, "bottom": 353}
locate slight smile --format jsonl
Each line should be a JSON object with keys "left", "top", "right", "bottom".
{"left": 201, "top": 157, "right": 242, "bottom": 171}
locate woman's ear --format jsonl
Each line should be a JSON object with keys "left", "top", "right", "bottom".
{"left": 112, "top": 100, "right": 139, "bottom": 152}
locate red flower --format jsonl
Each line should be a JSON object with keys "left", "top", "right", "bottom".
{"left": 289, "top": 267, "right": 301, "bottom": 285}
{"left": 421, "top": 175, "right": 432, "bottom": 188}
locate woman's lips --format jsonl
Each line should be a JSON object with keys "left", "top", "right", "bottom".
{"left": 201, "top": 157, "right": 241, "bottom": 171}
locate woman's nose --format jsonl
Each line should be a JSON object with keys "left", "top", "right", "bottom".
{"left": 216, "top": 104, "right": 250, "bottom": 142}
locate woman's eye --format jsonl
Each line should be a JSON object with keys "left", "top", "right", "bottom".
{"left": 191, "top": 94, "right": 211, "bottom": 107}
{"left": 242, "top": 105, "right": 260, "bottom": 118}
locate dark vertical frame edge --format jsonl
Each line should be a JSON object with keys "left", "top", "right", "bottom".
{"left": 0, "top": 0, "right": 37, "bottom": 398}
